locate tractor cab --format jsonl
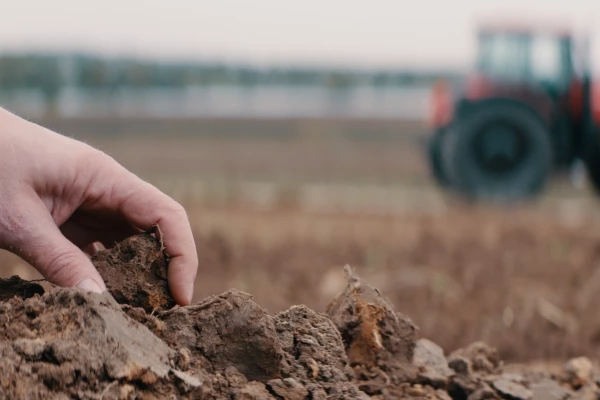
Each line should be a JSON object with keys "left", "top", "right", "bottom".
{"left": 474, "top": 25, "right": 574, "bottom": 98}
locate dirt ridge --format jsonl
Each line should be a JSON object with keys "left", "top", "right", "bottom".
{"left": 0, "top": 234, "right": 598, "bottom": 399}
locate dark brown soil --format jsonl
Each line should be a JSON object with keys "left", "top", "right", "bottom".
{"left": 1, "top": 234, "right": 600, "bottom": 399}
{"left": 92, "top": 233, "right": 175, "bottom": 312}
{"left": 0, "top": 275, "right": 44, "bottom": 302}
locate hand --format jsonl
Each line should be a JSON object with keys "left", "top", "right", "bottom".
{"left": 0, "top": 108, "right": 198, "bottom": 305}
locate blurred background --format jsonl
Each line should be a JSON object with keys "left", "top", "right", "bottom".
{"left": 3, "top": 0, "right": 600, "bottom": 363}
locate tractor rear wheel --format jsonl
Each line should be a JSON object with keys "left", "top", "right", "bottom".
{"left": 583, "top": 127, "right": 600, "bottom": 194}
{"left": 441, "top": 102, "right": 553, "bottom": 202}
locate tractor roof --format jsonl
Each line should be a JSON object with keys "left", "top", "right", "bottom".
{"left": 477, "top": 19, "right": 572, "bottom": 38}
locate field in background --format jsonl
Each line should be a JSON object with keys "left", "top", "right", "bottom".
{"left": 2, "top": 117, "right": 600, "bottom": 362}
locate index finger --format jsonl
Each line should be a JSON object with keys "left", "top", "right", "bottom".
{"left": 108, "top": 170, "right": 198, "bottom": 305}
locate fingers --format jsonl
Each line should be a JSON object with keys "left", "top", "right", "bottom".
{"left": 7, "top": 196, "right": 106, "bottom": 293}
{"left": 110, "top": 172, "right": 198, "bottom": 305}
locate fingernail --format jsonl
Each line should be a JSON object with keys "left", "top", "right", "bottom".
{"left": 91, "top": 242, "right": 105, "bottom": 254}
{"left": 76, "top": 278, "right": 104, "bottom": 294}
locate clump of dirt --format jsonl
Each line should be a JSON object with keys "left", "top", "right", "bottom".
{"left": 159, "top": 290, "right": 284, "bottom": 381}
{"left": 446, "top": 342, "right": 504, "bottom": 399}
{"left": 327, "top": 265, "right": 419, "bottom": 396}
{"left": 272, "top": 305, "right": 367, "bottom": 399}
{"left": 92, "top": 233, "right": 175, "bottom": 312}
{"left": 0, "top": 288, "right": 203, "bottom": 399}
{"left": 1, "top": 233, "right": 600, "bottom": 399}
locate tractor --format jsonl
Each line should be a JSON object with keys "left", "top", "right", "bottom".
{"left": 427, "top": 21, "right": 600, "bottom": 202}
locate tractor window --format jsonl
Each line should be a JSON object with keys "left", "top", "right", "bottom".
{"left": 530, "top": 36, "right": 570, "bottom": 89}
{"left": 478, "top": 34, "right": 528, "bottom": 81}
{"left": 477, "top": 31, "right": 572, "bottom": 90}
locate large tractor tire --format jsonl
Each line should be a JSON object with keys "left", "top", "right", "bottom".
{"left": 441, "top": 101, "right": 553, "bottom": 203}
{"left": 582, "top": 127, "right": 600, "bottom": 194}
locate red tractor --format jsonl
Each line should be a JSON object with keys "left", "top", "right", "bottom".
{"left": 427, "top": 21, "right": 600, "bottom": 202}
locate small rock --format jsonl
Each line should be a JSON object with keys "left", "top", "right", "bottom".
{"left": 449, "top": 356, "right": 471, "bottom": 375}
{"left": 267, "top": 378, "right": 309, "bottom": 400}
{"left": 413, "top": 338, "right": 454, "bottom": 388}
{"left": 408, "top": 383, "right": 424, "bottom": 396}
{"left": 449, "top": 342, "right": 500, "bottom": 375}
{"left": 563, "top": 357, "right": 593, "bottom": 388}
{"left": 172, "top": 369, "right": 203, "bottom": 392}
{"left": 531, "top": 379, "right": 572, "bottom": 400}
{"left": 492, "top": 377, "right": 532, "bottom": 400}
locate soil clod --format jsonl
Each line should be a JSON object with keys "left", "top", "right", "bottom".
{"left": 159, "top": 289, "right": 284, "bottom": 382}
{"left": 413, "top": 338, "right": 454, "bottom": 388}
{"left": 92, "top": 233, "right": 175, "bottom": 312}
{"left": 327, "top": 266, "right": 418, "bottom": 396}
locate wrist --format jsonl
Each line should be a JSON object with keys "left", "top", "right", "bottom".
{"left": 0, "top": 108, "right": 42, "bottom": 143}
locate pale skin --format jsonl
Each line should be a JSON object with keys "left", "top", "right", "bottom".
{"left": 0, "top": 108, "right": 198, "bottom": 305}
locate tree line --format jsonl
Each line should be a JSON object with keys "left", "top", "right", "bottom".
{"left": 0, "top": 53, "right": 460, "bottom": 116}
{"left": 0, "top": 53, "right": 458, "bottom": 90}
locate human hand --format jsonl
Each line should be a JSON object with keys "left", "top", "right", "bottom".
{"left": 0, "top": 108, "right": 198, "bottom": 305}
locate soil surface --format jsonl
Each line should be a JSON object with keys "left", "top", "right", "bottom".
{"left": 1, "top": 234, "right": 600, "bottom": 399}
{"left": 183, "top": 206, "right": 600, "bottom": 364}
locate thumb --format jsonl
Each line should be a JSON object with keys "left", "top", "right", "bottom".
{"left": 29, "top": 233, "right": 106, "bottom": 293}
{"left": 7, "top": 201, "right": 106, "bottom": 293}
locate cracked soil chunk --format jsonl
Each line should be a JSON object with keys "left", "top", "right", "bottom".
{"left": 0, "top": 288, "right": 191, "bottom": 399}
{"left": 160, "top": 289, "right": 284, "bottom": 382}
{"left": 413, "top": 338, "right": 454, "bottom": 388}
{"left": 92, "top": 233, "right": 175, "bottom": 312}
{"left": 327, "top": 266, "right": 418, "bottom": 396}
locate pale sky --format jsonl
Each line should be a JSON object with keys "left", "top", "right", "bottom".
{"left": 2, "top": 0, "right": 600, "bottom": 70}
